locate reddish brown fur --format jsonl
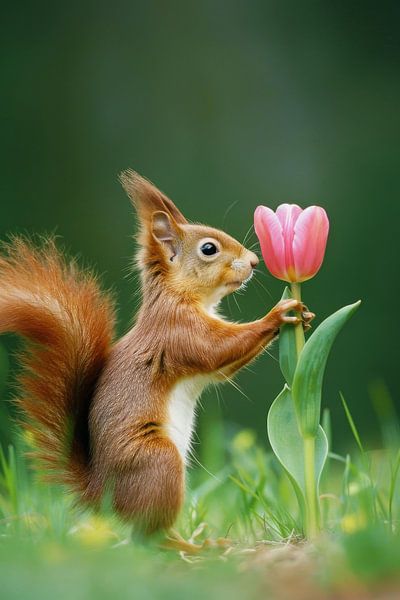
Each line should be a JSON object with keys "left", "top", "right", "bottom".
{"left": 0, "top": 172, "right": 303, "bottom": 535}
{"left": 0, "top": 238, "right": 115, "bottom": 493}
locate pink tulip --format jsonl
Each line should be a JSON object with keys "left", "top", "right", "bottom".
{"left": 254, "top": 204, "right": 329, "bottom": 283}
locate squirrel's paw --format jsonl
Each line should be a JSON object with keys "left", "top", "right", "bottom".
{"left": 269, "top": 299, "right": 316, "bottom": 331}
{"left": 272, "top": 299, "right": 302, "bottom": 326}
{"left": 301, "top": 306, "right": 315, "bottom": 331}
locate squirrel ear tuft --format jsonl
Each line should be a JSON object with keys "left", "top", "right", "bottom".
{"left": 151, "top": 211, "right": 182, "bottom": 260}
{"left": 119, "top": 169, "right": 188, "bottom": 225}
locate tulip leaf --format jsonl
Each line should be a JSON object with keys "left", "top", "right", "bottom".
{"left": 278, "top": 287, "right": 298, "bottom": 385}
{"left": 267, "top": 385, "right": 328, "bottom": 517}
{"left": 292, "top": 300, "right": 361, "bottom": 437}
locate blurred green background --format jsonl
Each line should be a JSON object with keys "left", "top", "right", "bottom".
{"left": 1, "top": 1, "right": 399, "bottom": 454}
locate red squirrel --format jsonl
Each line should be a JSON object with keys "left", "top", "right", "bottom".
{"left": 0, "top": 171, "right": 310, "bottom": 534}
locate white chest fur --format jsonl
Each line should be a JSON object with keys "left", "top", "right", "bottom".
{"left": 166, "top": 375, "right": 210, "bottom": 463}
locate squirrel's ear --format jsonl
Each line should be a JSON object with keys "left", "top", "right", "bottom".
{"left": 151, "top": 211, "right": 182, "bottom": 261}
{"left": 119, "top": 169, "right": 188, "bottom": 225}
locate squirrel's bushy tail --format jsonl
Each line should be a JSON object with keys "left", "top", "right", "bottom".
{"left": 0, "top": 237, "right": 115, "bottom": 494}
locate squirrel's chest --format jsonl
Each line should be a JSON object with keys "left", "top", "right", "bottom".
{"left": 166, "top": 375, "right": 211, "bottom": 463}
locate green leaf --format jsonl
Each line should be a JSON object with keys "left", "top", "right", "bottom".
{"left": 292, "top": 300, "right": 361, "bottom": 437}
{"left": 267, "top": 385, "right": 328, "bottom": 517}
{"left": 278, "top": 287, "right": 298, "bottom": 385}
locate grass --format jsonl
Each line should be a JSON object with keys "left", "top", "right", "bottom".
{"left": 1, "top": 389, "right": 400, "bottom": 600}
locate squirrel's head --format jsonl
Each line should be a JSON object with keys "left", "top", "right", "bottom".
{"left": 120, "top": 170, "right": 259, "bottom": 308}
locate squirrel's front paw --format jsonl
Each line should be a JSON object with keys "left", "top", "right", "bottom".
{"left": 269, "top": 299, "right": 302, "bottom": 327}
{"left": 267, "top": 299, "right": 316, "bottom": 331}
{"left": 301, "top": 306, "right": 315, "bottom": 331}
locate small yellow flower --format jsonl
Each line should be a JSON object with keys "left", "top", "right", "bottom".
{"left": 341, "top": 512, "right": 367, "bottom": 534}
{"left": 70, "top": 515, "right": 118, "bottom": 548}
{"left": 232, "top": 429, "right": 256, "bottom": 452}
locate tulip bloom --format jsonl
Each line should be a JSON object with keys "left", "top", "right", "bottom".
{"left": 254, "top": 204, "right": 329, "bottom": 283}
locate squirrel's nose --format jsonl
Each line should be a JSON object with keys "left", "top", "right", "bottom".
{"left": 249, "top": 253, "right": 259, "bottom": 268}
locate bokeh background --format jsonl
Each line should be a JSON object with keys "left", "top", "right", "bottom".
{"left": 1, "top": 1, "right": 399, "bottom": 459}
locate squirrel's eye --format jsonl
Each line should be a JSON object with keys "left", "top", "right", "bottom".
{"left": 200, "top": 242, "right": 218, "bottom": 256}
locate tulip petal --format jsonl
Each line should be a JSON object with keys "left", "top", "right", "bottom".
{"left": 254, "top": 206, "right": 287, "bottom": 280}
{"left": 276, "top": 204, "right": 303, "bottom": 234}
{"left": 293, "top": 206, "right": 329, "bottom": 282}
{"left": 276, "top": 204, "right": 302, "bottom": 279}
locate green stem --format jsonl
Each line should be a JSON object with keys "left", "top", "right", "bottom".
{"left": 290, "top": 282, "right": 305, "bottom": 357}
{"left": 290, "top": 282, "right": 320, "bottom": 539}
{"left": 304, "top": 436, "right": 319, "bottom": 539}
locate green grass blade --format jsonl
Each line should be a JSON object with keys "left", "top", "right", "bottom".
{"left": 340, "top": 392, "right": 365, "bottom": 456}
{"left": 389, "top": 449, "right": 400, "bottom": 529}
{"left": 369, "top": 380, "right": 400, "bottom": 452}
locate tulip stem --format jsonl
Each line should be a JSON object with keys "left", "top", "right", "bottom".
{"left": 290, "top": 282, "right": 320, "bottom": 539}
{"left": 304, "top": 435, "right": 319, "bottom": 539}
{"left": 290, "top": 282, "right": 305, "bottom": 358}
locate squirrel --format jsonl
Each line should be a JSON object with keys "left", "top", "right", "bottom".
{"left": 0, "top": 170, "right": 310, "bottom": 535}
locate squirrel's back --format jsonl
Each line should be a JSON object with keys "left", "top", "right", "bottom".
{"left": 0, "top": 237, "right": 115, "bottom": 493}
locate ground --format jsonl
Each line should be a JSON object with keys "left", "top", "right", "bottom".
{"left": 1, "top": 424, "right": 400, "bottom": 600}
